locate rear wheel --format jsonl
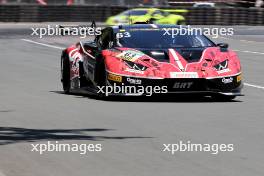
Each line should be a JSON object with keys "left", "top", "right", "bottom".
{"left": 61, "top": 52, "right": 71, "bottom": 94}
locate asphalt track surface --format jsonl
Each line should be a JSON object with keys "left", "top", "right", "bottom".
{"left": 0, "top": 23, "right": 264, "bottom": 176}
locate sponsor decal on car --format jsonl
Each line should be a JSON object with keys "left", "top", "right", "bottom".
{"left": 127, "top": 78, "right": 142, "bottom": 85}
{"left": 116, "top": 50, "right": 144, "bottom": 62}
{"left": 237, "top": 74, "right": 242, "bottom": 82}
{"left": 108, "top": 73, "right": 122, "bottom": 83}
{"left": 125, "top": 68, "right": 144, "bottom": 74}
{"left": 173, "top": 82, "right": 193, "bottom": 89}
{"left": 222, "top": 77, "right": 233, "bottom": 84}
{"left": 170, "top": 72, "right": 198, "bottom": 78}
{"left": 217, "top": 68, "right": 231, "bottom": 74}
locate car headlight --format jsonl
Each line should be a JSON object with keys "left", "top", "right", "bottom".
{"left": 214, "top": 59, "right": 228, "bottom": 71}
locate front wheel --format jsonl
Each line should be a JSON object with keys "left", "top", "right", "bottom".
{"left": 148, "top": 18, "right": 155, "bottom": 24}
{"left": 176, "top": 20, "right": 186, "bottom": 25}
{"left": 95, "top": 55, "right": 108, "bottom": 98}
{"left": 61, "top": 52, "right": 71, "bottom": 94}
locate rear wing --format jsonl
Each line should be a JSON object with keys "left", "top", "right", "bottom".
{"left": 58, "top": 21, "right": 98, "bottom": 35}
{"left": 162, "top": 9, "right": 189, "bottom": 14}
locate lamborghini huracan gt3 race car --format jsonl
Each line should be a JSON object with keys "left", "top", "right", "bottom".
{"left": 61, "top": 24, "right": 243, "bottom": 100}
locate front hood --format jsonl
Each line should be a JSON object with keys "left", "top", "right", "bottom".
{"left": 103, "top": 47, "right": 241, "bottom": 79}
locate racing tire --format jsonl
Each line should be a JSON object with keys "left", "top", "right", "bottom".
{"left": 95, "top": 55, "right": 107, "bottom": 98}
{"left": 79, "top": 61, "right": 92, "bottom": 88}
{"left": 211, "top": 95, "right": 236, "bottom": 102}
{"left": 61, "top": 51, "right": 71, "bottom": 94}
{"left": 148, "top": 18, "right": 155, "bottom": 24}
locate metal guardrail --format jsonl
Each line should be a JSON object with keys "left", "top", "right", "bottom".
{"left": 0, "top": 5, "right": 263, "bottom": 25}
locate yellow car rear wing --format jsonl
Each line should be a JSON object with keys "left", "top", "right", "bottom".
{"left": 162, "top": 9, "right": 188, "bottom": 14}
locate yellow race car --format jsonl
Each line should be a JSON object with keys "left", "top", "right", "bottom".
{"left": 106, "top": 8, "right": 188, "bottom": 25}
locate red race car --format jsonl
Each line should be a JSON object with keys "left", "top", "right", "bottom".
{"left": 61, "top": 24, "right": 243, "bottom": 100}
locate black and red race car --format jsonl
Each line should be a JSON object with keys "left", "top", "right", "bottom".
{"left": 61, "top": 24, "right": 243, "bottom": 100}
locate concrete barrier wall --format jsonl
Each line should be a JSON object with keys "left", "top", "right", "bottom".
{"left": 0, "top": 5, "right": 263, "bottom": 25}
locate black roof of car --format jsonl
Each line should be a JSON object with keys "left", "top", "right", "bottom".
{"left": 111, "top": 24, "right": 185, "bottom": 32}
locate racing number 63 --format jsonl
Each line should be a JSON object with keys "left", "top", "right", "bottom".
{"left": 116, "top": 32, "right": 131, "bottom": 39}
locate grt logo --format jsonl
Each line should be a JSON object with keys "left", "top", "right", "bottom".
{"left": 173, "top": 82, "right": 193, "bottom": 89}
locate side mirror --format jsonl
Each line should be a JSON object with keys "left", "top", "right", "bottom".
{"left": 217, "top": 43, "right": 229, "bottom": 49}
{"left": 80, "top": 42, "right": 98, "bottom": 57}
{"left": 217, "top": 43, "right": 229, "bottom": 52}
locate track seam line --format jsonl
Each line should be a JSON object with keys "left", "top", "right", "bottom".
{"left": 233, "top": 49, "right": 264, "bottom": 55}
{"left": 244, "top": 83, "right": 264, "bottom": 90}
{"left": 219, "top": 37, "right": 264, "bottom": 55}
{"left": 21, "top": 38, "right": 264, "bottom": 91}
{"left": 21, "top": 38, "right": 64, "bottom": 50}
{"left": 219, "top": 36, "right": 264, "bottom": 44}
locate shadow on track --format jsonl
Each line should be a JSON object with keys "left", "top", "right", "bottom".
{"left": 50, "top": 91, "right": 242, "bottom": 103}
{"left": 0, "top": 127, "right": 152, "bottom": 145}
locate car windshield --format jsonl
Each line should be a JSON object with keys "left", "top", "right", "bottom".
{"left": 115, "top": 28, "right": 215, "bottom": 49}
{"left": 121, "top": 10, "right": 148, "bottom": 16}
